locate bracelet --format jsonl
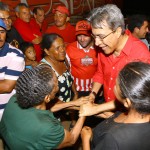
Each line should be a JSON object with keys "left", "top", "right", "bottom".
{"left": 91, "top": 91, "right": 97, "bottom": 97}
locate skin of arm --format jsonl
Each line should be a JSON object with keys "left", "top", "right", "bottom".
{"left": 81, "top": 126, "right": 92, "bottom": 150}
{"left": 79, "top": 100, "right": 116, "bottom": 117}
{"left": 71, "top": 81, "right": 78, "bottom": 100}
{"left": 50, "top": 96, "right": 89, "bottom": 112}
{"left": 57, "top": 116, "right": 86, "bottom": 148}
{"left": 0, "top": 80, "right": 16, "bottom": 93}
{"left": 89, "top": 82, "right": 102, "bottom": 102}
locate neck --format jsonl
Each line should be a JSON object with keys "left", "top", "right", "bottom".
{"left": 36, "top": 20, "right": 42, "bottom": 27}
{"left": 113, "top": 34, "right": 128, "bottom": 57}
{"left": 116, "top": 110, "right": 150, "bottom": 124}
{"left": 34, "top": 102, "right": 46, "bottom": 110}
{"left": 57, "top": 23, "right": 67, "bottom": 30}
{"left": 83, "top": 41, "right": 94, "bottom": 51}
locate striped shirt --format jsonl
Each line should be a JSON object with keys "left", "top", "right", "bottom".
{"left": 0, "top": 43, "right": 25, "bottom": 106}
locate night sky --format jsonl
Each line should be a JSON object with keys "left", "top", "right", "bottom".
{"left": 122, "top": 0, "right": 150, "bottom": 18}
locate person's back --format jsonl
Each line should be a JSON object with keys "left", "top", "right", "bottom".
{"left": 91, "top": 112, "right": 150, "bottom": 150}
{"left": 0, "top": 95, "right": 64, "bottom": 149}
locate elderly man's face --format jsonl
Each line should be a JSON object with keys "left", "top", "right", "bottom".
{"left": 0, "top": 10, "right": 12, "bottom": 30}
{"left": 54, "top": 11, "right": 68, "bottom": 28}
{"left": 17, "top": 6, "right": 31, "bottom": 22}
{"left": 0, "top": 27, "right": 6, "bottom": 48}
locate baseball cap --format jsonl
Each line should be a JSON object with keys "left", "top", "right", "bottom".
{"left": 76, "top": 20, "right": 91, "bottom": 36}
{"left": 52, "top": 5, "right": 70, "bottom": 16}
{"left": 0, "top": 19, "right": 6, "bottom": 30}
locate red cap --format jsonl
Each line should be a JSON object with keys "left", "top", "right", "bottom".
{"left": 75, "top": 20, "right": 91, "bottom": 36}
{"left": 52, "top": 5, "right": 70, "bottom": 16}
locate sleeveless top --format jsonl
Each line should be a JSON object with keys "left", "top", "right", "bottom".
{"left": 41, "top": 58, "right": 73, "bottom": 102}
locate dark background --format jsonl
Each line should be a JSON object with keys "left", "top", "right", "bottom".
{"left": 122, "top": 0, "right": 150, "bottom": 18}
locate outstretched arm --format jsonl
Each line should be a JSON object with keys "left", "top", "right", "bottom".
{"left": 79, "top": 100, "right": 116, "bottom": 117}
{"left": 81, "top": 126, "right": 92, "bottom": 150}
{"left": 57, "top": 116, "right": 86, "bottom": 148}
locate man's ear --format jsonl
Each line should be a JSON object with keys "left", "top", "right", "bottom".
{"left": 44, "top": 48, "right": 49, "bottom": 56}
{"left": 33, "top": 14, "right": 36, "bottom": 19}
{"left": 16, "top": 12, "right": 19, "bottom": 17}
{"left": 66, "top": 16, "right": 70, "bottom": 22}
{"left": 124, "top": 98, "right": 132, "bottom": 108}
{"left": 134, "top": 27, "right": 140, "bottom": 34}
{"left": 44, "top": 95, "right": 51, "bottom": 103}
{"left": 116, "top": 27, "right": 122, "bottom": 38}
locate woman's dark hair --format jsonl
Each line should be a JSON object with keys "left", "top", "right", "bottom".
{"left": 20, "top": 42, "right": 34, "bottom": 54}
{"left": 41, "top": 33, "right": 63, "bottom": 50}
{"left": 118, "top": 61, "right": 150, "bottom": 114}
{"left": 16, "top": 64, "right": 54, "bottom": 108}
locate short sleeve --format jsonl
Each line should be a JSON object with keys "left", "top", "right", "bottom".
{"left": 38, "top": 119, "right": 65, "bottom": 149}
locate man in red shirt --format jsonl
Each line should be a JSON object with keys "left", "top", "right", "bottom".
{"left": 66, "top": 20, "right": 98, "bottom": 97}
{"left": 30, "top": 7, "right": 48, "bottom": 35}
{"left": 14, "top": 3, "right": 42, "bottom": 61}
{"left": 46, "top": 5, "right": 76, "bottom": 45}
{"left": 79, "top": 4, "right": 150, "bottom": 117}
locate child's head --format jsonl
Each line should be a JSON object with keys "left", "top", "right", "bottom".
{"left": 20, "top": 42, "right": 36, "bottom": 61}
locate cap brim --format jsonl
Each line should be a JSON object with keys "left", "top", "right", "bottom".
{"left": 0, "top": 26, "right": 6, "bottom": 30}
{"left": 76, "top": 31, "right": 91, "bottom": 36}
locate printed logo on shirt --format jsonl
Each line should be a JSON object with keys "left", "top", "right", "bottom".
{"left": 81, "top": 55, "right": 93, "bottom": 66}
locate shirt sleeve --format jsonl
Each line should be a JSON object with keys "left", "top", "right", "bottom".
{"left": 38, "top": 119, "right": 65, "bottom": 149}
{"left": 5, "top": 47, "right": 25, "bottom": 80}
{"left": 92, "top": 53, "right": 104, "bottom": 84}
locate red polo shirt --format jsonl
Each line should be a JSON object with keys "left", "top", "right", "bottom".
{"left": 93, "top": 32, "right": 150, "bottom": 102}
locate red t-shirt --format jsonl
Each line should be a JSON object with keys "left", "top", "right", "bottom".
{"left": 46, "top": 22, "right": 76, "bottom": 45}
{"left": 93, "top": 32, "right": 150, "bottom": 102}
{"left": 13, "top": 18, "right": 42, "bottom": 61}
{"left": 29, "top": 18, "right": 48, "bottom": 35}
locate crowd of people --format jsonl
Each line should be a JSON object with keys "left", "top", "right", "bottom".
{"left": 0, "top": 1, "right": 150, "bottom": 150}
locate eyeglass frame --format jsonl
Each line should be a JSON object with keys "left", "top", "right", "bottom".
{"left": 91, "top": 30, "right": 116, "bottom": 41}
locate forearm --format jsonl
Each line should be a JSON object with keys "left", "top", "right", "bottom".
{"left": 94, "top": 100, "right": 116, "bottom": 114}
{"left": 57, "top": 117, "right": 86, "bottom": 148}
{"left": 82, "top": 138, "right": 91, "bottom": 150}
{"left": 0, "top": 80, "right": 16, "bottom": 93}
{"left": 91, "top": 82, "right": 102, "bottom": 94}
{"left": 50, "top": 100, "right": 78, "bottom": 112}
{"left": 70, "top": 116, "right": 86, "bottom": 142}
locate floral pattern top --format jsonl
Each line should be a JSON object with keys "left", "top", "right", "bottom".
{"left": 41, "top": 58, "right": 73, "bottom": 102}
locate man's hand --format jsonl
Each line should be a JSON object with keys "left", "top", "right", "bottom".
{"left": 32, "top": 34, "right": 42, "bottom": 44}
{"left": 73, "top": 96, "right": 89, "bottom": 107}
{"left": 79, "top": 102, "right": 98, "bottom": 117}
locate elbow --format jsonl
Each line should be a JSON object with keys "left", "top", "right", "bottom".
{"left": 4, "top": 85, "right": 14, "bottom": 93}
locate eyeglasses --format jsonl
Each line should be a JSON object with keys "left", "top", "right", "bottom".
{"left": 91, "top": 30, "right": 116, "bottom": 41}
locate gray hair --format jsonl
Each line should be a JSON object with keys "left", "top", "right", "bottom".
{"left": 0, "top": 2, "right": 9, "bottom": 11}
{"left": 15, "top": 3, "right": 29, "bottom": 12}
{"left": 87, "top": 4, "right": 125, "bottom": 33}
